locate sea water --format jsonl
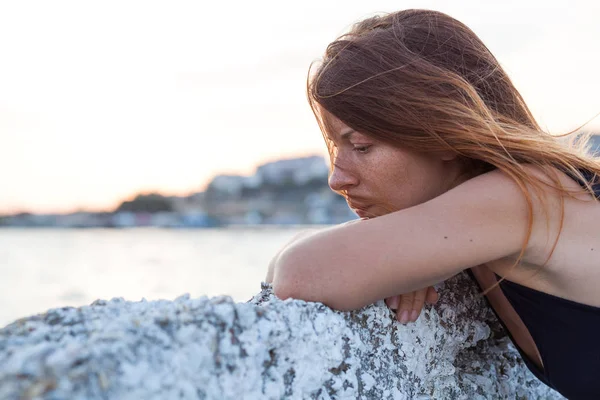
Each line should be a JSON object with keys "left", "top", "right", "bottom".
{"left": 0, "top": 226, "right": 310, "bottom": 328}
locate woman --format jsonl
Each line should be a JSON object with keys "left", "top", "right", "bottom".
{"left": 266, "top": 9, "right": 600, "bottom": 399}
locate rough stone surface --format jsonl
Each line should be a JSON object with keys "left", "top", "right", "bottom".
{"left": 0, "top": 272, "right": 562, "bottom": 399}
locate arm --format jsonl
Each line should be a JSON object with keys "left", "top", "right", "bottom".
{"left": 265, "top": 219, "right": 365, "bottom": 283}
{"left": 265, "top": 229, "right": 318, "bottom": 283}
{"left": 272, "top": 169, "right": 534, "bottom": 311}
{"left": 266, "top": 220, "right": 438, "bottom": 323}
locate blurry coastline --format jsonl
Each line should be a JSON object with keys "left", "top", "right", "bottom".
{"left": 0, "top": 155, "right": 356, "bottom": 229}
{"left": 2, "top": 133, "right": 598, "bottom": 230}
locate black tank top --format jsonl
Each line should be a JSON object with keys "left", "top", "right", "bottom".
{"left": 470, "top": 168, "right": 600, "bottom": 399}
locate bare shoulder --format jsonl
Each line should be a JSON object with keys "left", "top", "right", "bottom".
{"left": 457, "top": 163, "right": 597, "bottom": 249}
{"left": 482, "top": 164, "right": 600, "bottom": 306}
{"left": 501, "top": 164, "right": 600, "bottom": 254}
{"left": 521, "top": 163, "right": 600, "bottom": 268}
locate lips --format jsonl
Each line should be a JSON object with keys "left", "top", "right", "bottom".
{"left": 347, "top": 197, "right": 367, "bottom": 208}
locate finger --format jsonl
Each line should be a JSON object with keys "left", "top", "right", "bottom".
{"left": 425, "top": 286, "right": 439, "bottom": 305}
{"left": 397, "top": 292, "right": 415, "bottom": 324}
{"left": 385, "top": 295, "right": 400, "bottom": 311}
{"left": 409, "top": 288, "right": 428, "bottom": 322}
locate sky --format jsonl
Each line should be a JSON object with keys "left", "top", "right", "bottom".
{"left": 1, "top": 0, "right": 599, "bottom": 214}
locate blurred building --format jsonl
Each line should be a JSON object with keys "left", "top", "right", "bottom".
{"left": 256, "top": 155, "right": 329, "bottom": 186}
{"left": 589, "top": 134, "right": 600, "bottom": 155}
{"left": 1, "top": 155, "right": 356, "bottom": 228}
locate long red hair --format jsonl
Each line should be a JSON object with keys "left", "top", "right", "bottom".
{"left": 307, "top": 9, "right": 600, "bottom": 287}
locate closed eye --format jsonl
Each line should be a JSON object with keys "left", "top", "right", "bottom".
{"left": 353, "top": 145, "right": 371, "bottom": 154}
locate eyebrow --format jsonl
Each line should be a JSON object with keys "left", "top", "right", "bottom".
{"left": 340, "top": 129, "right": 356, "bottom": 140}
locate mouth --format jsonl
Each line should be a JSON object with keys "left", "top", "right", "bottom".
{"left": 347, "top": 197, "right": 376, "bottom": 219}
{"left": 348, "top": 202, "right": 372, "bottom": 218}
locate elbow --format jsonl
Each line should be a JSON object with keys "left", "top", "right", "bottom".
{"left": 273, "top": 278, "right": 315, "bottom": 306}
{"left": 271, "top": 266, "right": 296, "bottom": 301}
{"left": 274, "top": 278, "right": 346, "bottom": 309}
{"left": 271, "top": 247, "right": 324, "bottom": 305}
{"left": 271, "top": 248, "right": 311, "bottom": 301}
{"left": 272, "top": 280, "right": 299, "bottom": 303}
{"left": 271, "top": 248, "right": 354, "bottom": 311}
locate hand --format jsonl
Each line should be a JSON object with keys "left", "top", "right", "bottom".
{"left": 385, "top": 286, "right": 439, "bottom": 324}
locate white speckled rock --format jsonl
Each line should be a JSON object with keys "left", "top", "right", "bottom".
{"left": 0, "top": 272, "right": 562, "bottom": 399}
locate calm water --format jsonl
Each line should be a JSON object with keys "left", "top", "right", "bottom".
{"left": 0, "top": 227, "right": 309, "bottom": 328}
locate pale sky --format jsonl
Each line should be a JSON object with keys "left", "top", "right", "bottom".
{"left": 1, "top": 0, "right": 599, "bottom": 213}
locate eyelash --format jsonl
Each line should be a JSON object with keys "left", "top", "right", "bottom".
{"left": 353, "top": 145, "right": 371, "bottom": 154}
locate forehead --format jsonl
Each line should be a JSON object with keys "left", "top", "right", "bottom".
{"left": 325, "top": 116, "right": 368, "bottom": 142}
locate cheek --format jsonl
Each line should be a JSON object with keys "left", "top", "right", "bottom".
{"left": 364, "top": 149, "right": 423, "bottom": 201}
{"left": 382, "top": 157, "right": 411, "bottom": 183}
{"left": 374, "top": 160, "right": 411, "bottom": 199}
{"left": 389, "top": 163, "right": 434, "bottom": 205}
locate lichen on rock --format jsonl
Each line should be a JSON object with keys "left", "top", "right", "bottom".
{"left": 0, "top": 272, "right": 562, "bottom": 399}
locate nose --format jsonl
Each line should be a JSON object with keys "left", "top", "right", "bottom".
{"left": 328, "top": 162, "right": 359, "bottom": 192}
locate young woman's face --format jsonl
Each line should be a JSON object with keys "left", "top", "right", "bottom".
{"left": 327, "top": 118, "right": 468, "bottom": 218}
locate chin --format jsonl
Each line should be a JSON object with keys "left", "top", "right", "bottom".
{"left": 354, "top": 209, "right": 371, "bottom": 219}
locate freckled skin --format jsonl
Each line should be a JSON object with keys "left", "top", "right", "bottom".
{"left": 327, "top": 117, "right": 471, "bottom": 217}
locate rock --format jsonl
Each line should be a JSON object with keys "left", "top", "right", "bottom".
{"left": 0, "top": 272, "right": 562, "bottom": 399}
